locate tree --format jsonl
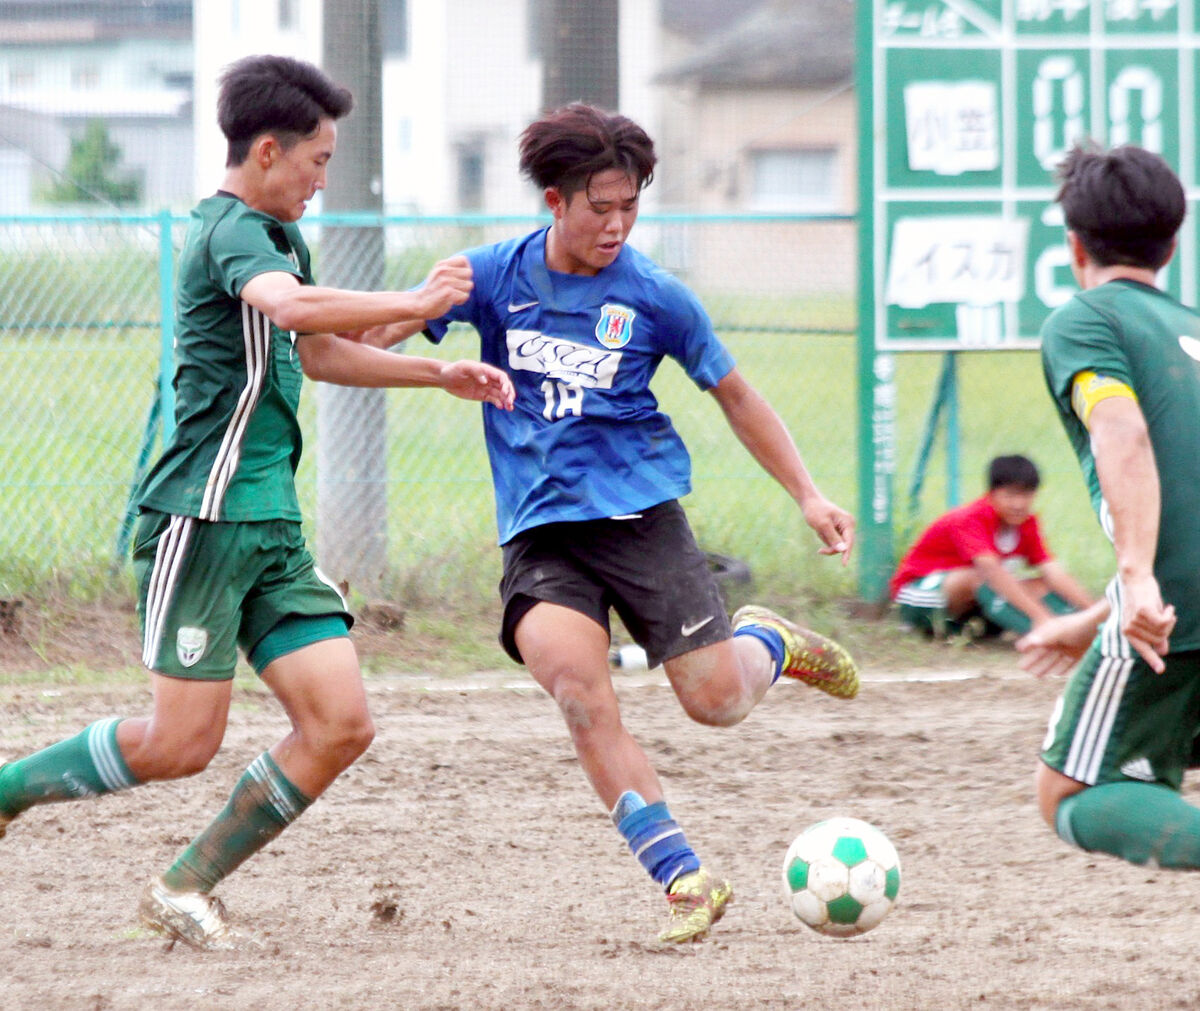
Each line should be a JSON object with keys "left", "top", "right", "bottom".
{"left": 43, "top": 120, "right": 140, "bottom": 206}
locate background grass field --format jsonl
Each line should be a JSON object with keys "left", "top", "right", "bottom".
{"left": 0, "top": 315, "right": 1111, "bottom": 617}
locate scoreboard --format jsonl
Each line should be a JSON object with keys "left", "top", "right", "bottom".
{"left": 864, "top": 0, "right": 1196, "bottom": 351}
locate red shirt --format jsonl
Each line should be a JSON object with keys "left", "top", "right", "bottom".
{"left": 889, "top": 495, "right": 1051, "bottom": 599}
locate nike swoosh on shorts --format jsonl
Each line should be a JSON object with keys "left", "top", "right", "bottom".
{"left": 681, "top": 616, "right": 716, "bottom": 637}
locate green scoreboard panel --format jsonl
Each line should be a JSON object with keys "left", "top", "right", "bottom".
{"left": 865, "top": 0, "right": 1195, "bottom": 350}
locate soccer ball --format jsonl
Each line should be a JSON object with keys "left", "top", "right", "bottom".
{"left": 781, "top": 816, "right": 901, "bottom": 937}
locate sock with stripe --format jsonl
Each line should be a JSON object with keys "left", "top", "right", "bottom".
{"left": 162, "top": 751, "right": 312, "bottom": 894}
{"left": 1056, "top": 780, "right": 1200, "bottom": 868}
{"left": 611, "top": 791, "right": 701, "bottom": 891}
{"left": 0, "top": 718, "right": 139, "bottom": 817}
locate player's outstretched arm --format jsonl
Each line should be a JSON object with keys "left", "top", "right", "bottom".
{"left": 708, "top": 368, "right": 854, "bottom": 563}
{"left": 240, "top": 255, "right": 472, "bottom": 335}
{"left": 296, "top": 333, "right": 514, "bottom": 410}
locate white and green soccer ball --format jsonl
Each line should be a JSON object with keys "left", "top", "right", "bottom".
{"left": 782, "top": 816, "right": 901, "bottom": 937}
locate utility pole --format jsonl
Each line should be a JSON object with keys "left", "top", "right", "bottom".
{"left": 318, "top": 0, "right": 388, "bottom": 593}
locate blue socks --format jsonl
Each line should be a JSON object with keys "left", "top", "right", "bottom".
{"left": 734, "top": 625, "right": 786, "bottom": 683}
{"left": 612, "top": 791, "right": 700, "bottom": 890}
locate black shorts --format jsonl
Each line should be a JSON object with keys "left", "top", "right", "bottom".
{"left": 498, "top": 500, "right": 733, "bottom": 669}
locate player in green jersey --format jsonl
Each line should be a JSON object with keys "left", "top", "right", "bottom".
{"left": 0, "top": 54, "right": 514, "bottom": 949}
{"left": 1019, "top": 142, "right": 1200, "bottom": 870}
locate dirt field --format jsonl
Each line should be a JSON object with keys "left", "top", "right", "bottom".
{"left": 3, "top": 653, "right": 1199, "bottom": 1011}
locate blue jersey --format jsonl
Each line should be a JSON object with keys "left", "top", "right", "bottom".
{"left": 425, "top": 228, "right": 735, "bottom": 544}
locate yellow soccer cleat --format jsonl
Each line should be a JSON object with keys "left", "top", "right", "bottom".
{"left": 733, "top": 605, "right": 859, "bottom": 699}
{"left": 659, "top": 867, "right": 733, "bottom": 943}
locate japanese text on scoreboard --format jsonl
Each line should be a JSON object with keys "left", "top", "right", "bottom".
{"left": 870, "top": 0, "right": 1195, "bottom": 350}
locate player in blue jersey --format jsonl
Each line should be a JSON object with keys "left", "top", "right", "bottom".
{"left": 357, "top": 103, "right": 859, "bottom": 943}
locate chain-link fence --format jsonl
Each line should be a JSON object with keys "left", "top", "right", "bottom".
{"left": 0, "top": 1, "right": 1113, "bottom": 613}
{"left": 0, "top": 212, "right": 867, "bottom": 608}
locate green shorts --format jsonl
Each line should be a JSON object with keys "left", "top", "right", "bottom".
{"left": 133, "top": 510, "right": 353, "bottom": 680}
{"left": 1041, "top": 640, "right": 1200, "bottom": 791}
{"left": 894, "top": 572, "right": 951, "bottom": 636}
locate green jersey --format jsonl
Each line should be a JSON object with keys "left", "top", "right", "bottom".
{"left": 137, "top": 193, "right": 312, "bottom": 521}
{"left": 1041, "top": 278, "right": 1200, "bottom": 649}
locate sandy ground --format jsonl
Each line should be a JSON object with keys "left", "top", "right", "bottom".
{"left": 2, "top": 657, "right": 1199, "bottom": 1011}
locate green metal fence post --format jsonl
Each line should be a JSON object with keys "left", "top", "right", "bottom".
{"left": 855, "top": 0, "right": 894, "bottom": 604}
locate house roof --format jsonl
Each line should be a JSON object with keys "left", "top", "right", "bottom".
{"left": 659, "top": 0, "right": 854, "bottom": 88}
{"left": 660, "top": 0, "right": 770, "bottom": 42}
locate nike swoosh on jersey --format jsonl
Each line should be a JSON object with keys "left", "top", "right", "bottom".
{"left": 681, "top": 616, "right": 716, "bottom": 637}
{"left": 507, "top": 300, "right": 539, "bottom": 312}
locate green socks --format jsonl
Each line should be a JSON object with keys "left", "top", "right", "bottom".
{"left": 162, "top": 752, "right": 312, "bottom": 893}
{"left": 975, "top": 586, "right": 1073, "bottom": 635}
{"left": 1057, "top": 781, "right": 1200, "bottom": 868}
{"left": 0, "top": 718, "right": 138, "bottom": 817}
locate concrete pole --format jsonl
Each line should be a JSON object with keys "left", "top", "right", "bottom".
{"left": 317, "top": 0, "right": 388, "bottom": 594}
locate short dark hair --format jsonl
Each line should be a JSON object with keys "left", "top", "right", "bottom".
{"left": 1055, "top": 143, "right": 1185, "bottom": 269}
{"left": 218, "top": 55, "right": 353, "bottom": 167}
{"left": 518, "top": 103, "right": 657, "bottom": 199}
{"left": 988, "top": 455, "right": 1039, "bottom": 492}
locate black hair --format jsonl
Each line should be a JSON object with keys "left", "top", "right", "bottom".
{"left": 518, "top": 103, "right": 657, "bottom": 199}
{"left": 218, "top": 54, "right": 353, "bottom": 167}
{"left": 988, "top": 455, "right": 1040, "bottom": 492}
{"left": 1055, "top": 142, "right": 1185, "bottom": 269}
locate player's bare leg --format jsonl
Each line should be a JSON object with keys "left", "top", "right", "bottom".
{"left": 1035, "top": 761, "right": 1086, "bottom": 829}
{"left": 140, "top": 638, "right": 374, "bottom": 948}
{"left": 117, "top": 675, "right": 233, "bottom": 780}
{"left": 260, "top": 636, "right": 375, "bottom": 797}
{"left": 662, "top": 636, "right": 773, "bottom": 727}
{"left": 515, "top": 601, "right": 731, "bottom": 941}
{"left": 516, "top": 602, "right": 661, "bottom": 809}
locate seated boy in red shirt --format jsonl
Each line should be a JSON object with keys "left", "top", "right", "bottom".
{"left": 890, "top": 455, "right": 1094, "bottom": 639}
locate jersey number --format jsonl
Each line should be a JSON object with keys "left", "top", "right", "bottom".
{"left": 541, "top": 380, "right": 585, "bottom": 420}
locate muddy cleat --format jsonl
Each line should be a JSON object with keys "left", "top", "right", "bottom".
{"left": 659, "top": 867, "right": 733, "bottom": 943}
{"left": 139, "top": 877, "right": 256, "bottom": 951}
{"left": 733, "top": 605, "right": 859, "bottom": 699}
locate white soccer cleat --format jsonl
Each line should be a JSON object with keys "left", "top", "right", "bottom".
{"left": 138, "top": 876, "right": 257, "bottom": 950}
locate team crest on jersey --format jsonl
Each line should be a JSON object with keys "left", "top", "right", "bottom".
{"left": 176, "top": 626, "right": 208, "bottom": 668}
{"left": 994, "top": 528, "right": 1019, "bottom": 554}
{"left": 595, "top": 304, "right": 636, "bottom": 349}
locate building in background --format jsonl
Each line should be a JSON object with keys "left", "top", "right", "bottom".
{"left": 0, "top": 0, "right": 192, "bottom": 212}
{"left": 193, "top": 0, "right": 660, "bottom": 215}
{"left": 655, "top": 0, "right": 856, "bottom": 295}
{"left": 0, "top": 0, "right": 857, "bottom": 253}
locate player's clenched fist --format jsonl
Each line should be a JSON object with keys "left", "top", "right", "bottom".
{"left": 416, "top": 255, "right": 473, "bottom": 319}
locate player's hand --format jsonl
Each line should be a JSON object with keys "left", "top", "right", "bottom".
{"left": 801, "top": 496, "right": 855, "bottom": 565}
{"left": 438, "top": 360, "right": 515, "bottom": 410}
{"left": 1119, "top": 574, "right": 1174, "bottom": 673}
{"left": 1016, "top": 608, "right": 1102, "bottom": 679}
{"left": 414, "top": 255, "right": 473, "bottom": 320}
